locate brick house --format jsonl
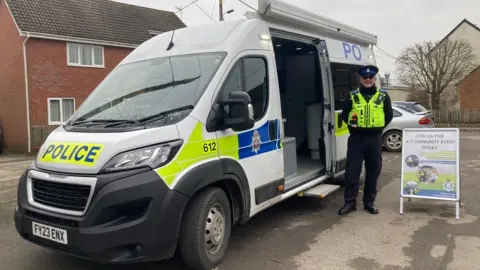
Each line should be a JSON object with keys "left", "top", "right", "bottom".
{"left": 435, "top": 19, "right": 480, "bottom": 109}
{"left": 457, "top": 65, "right": 480, "bottom": 109}
{"left": 450, "top": 20, "right": 480, "bottom": 110}
{"left": 0, "top": 0, "right": 185, "bottom": 153}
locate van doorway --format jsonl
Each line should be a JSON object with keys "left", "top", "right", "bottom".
{"left": 272, "top": 36, "right": 327, "bottom": 190}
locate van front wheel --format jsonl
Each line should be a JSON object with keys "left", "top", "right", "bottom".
{"left": 179, "top": 187, "right": 232, "bottom": 270}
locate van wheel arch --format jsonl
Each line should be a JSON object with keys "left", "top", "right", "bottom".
{"left": 212, "top": 176, "right": 249, "bottom": 225}
{"left": 173, "top": 159, "right": 251, "bottom": 225}
{"left": 183, "top": 175, "right": 250, "bottom": 226}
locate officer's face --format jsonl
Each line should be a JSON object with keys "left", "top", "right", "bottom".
{"left": 360, "top": 75, "right": 376, "bottom": 88}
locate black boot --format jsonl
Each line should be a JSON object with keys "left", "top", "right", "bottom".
{"left": 338, "top": 203, "right": 357, "bottom": 215}
{"left": 364, "top": 203, "right": 379, "bottom": 214}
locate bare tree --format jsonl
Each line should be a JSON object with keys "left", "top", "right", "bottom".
{"left": 396, "top": 39, "right": 477, "bottom": 110}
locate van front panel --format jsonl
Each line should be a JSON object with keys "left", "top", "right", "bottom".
{"left": 35, "top": 125, "right": 180, "bottom": 174}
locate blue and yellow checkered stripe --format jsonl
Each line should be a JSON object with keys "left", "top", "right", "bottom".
{"left": 156, "top": 119, "right": 282, "bottom": 186}
{"left": 238, "top": 119, "right": 281, "bottom": 159}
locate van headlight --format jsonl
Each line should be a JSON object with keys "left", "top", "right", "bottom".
{"left": 100, "top": 140, "right": 182, "bottom": 173}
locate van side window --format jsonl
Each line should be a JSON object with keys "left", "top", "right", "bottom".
{"left": 244, "top": 57, "right": 268, "bottom": 120}
{"left": 219, "top": 62, "right": 243, "bottom": 102}
{"left": 218, "top": 56, "right": 269, "bottom": 121}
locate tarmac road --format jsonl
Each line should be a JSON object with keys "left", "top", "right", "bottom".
{"left": 0, "top": 134, "right": 479, "bottom": 270}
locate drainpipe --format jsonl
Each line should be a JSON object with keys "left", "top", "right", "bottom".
{"left": 23, "top": 33, "right": 31, "bottom": 153}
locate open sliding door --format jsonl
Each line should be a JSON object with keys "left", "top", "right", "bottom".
{"left": 269, "top": 29, "right": 334, "bottom": 175}
{"left": 315, "top": 39, "right": 337, "bottom": 175}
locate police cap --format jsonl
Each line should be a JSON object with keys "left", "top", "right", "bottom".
{"left": 358, "top": 65, "right": 379, "bottom": 77}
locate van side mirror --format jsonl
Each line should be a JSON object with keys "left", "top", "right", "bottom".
{"left": 220, "top": 91, "right": 254, "bottom": 131}
{"left": 207, "top": 91, "right": 254, "bottom": 132}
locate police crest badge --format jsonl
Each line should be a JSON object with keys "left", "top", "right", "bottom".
{"left": 252, "top": 130, "right": 261, "bottom": 153}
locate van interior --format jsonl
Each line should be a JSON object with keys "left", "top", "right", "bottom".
{"left": 331, "top": 62, "right": 361, "bottom": 110}
{"left": 272, "top": 36, "right": 326, "bottom": 190}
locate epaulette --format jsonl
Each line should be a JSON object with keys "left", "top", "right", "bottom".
{"left": 379, "top": 88, "right": 388, "bottom": 94}
{"left": 351, "top": 89, "right": 359, "bottom": 95}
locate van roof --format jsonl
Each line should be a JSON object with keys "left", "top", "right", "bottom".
{"left": 119, "top": 19, "right": 255, "bottom": 64}
{"left": 120, "top": 1, "right": 378, "bottom": 65}
{"left": 254, "top": 0, "right": 377, "bottom": 46}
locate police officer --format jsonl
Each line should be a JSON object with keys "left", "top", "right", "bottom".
{"left": 338, "top": 64, "right": 393, "bottom": 215}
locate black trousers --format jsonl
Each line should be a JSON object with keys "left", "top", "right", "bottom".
{"left": 343, "top": 132, "right": 383, "bottom": 206}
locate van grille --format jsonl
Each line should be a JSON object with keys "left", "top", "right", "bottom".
{"left": 31, "top": 179, "right": 91, "bottom": 212}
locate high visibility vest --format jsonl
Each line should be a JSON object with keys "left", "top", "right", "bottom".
{"left": 348, "top": 88, "right": 387, "bottom": 128}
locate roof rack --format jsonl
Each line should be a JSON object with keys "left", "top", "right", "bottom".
{"left": 248, "top": 0, "right": 378, "bottom": 46}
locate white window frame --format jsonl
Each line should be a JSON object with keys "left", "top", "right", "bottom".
{"left": 48, "top": 98, "right": 76, "bottom": 125}
{"left": 66, "top": 42, "right": 105, "bottom": 68}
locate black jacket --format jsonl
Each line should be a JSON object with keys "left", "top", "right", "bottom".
{"left": 341, "top": 86, "right": 394, "bottom": 135}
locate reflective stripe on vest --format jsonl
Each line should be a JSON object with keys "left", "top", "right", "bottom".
{"left": 348, "top": 88, "right": 386, "bottom": 128}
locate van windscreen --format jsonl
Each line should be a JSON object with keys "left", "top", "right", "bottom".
{"left": 67, "top": 52, "right": 227, "bottom": 128}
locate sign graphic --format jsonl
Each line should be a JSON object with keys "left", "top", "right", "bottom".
{"left": 399, "top": 128, "right": 461, "bottom": 219}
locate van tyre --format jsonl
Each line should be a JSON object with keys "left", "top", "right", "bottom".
{"left": 179, "top": 187, "right": 232, "bottom": 270}
{"left": 383, "top": 130, "right": 402, "bottom": 152}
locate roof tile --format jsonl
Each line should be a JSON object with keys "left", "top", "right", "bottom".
{"left": 6, "top": 0, "right": 186, "bottom": 45}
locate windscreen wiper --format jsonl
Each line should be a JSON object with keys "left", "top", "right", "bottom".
{"left": 70, "top": 119, "right": 138, "bottom": 127}
{"left": 70, "top": 119, "right": 116, "bottom": 126}
{"left": 72, "top": 106, "right": 194, "bottom": 128}
{"left": 76, "top": 76, "right": 201, "bottom": 121}
{"left": 137, "top": 105, "right": 194, "bottom": 125}
{"left": 103, "top": 119, "right": 140, "bottom": 128}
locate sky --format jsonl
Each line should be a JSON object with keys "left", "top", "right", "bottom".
{"left": 116, "top": 0, "right": 479, "bottom": 85}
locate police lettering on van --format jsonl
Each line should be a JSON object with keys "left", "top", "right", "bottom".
{"left": 40, "top": 143, "right": 103, "bottom": 166}
{"left": 342, "top": 42, "right": 363, "bottom": 62}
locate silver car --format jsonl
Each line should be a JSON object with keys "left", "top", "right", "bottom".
{"left": 382, "top": 105, "right": 435, "bottom": 152}
{"left": 392, "top": 101, "right": 430, "bottom": 114}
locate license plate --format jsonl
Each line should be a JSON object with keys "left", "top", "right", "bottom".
{"left": 32, "top": 221, "right": 68, "bottom": 245}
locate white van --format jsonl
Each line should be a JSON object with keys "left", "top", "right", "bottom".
{"left": 14, "top": 1, "right": 379, "bottom": 269}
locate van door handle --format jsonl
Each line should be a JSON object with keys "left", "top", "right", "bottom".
{"left": 268, "top": 120, "right": 277, "bottom": 141}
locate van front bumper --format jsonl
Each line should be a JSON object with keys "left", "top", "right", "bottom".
{"left": 14, "top": 165, "right": 189, "bottom": 264}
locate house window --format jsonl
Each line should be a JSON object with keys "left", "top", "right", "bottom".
{"left": 48, "top": 98, "right": 75, "bottom": 125}
{"left": 67, "top": 43, "right": 104, "bottom": 68}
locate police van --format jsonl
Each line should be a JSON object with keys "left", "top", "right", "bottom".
{"left": 14, "top": 0, "right": 379, "bottom": 269}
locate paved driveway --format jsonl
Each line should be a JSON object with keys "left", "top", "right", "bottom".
{"left": 0, "top": 134, "right": 479, "bottom": 270}
{"left": 0, "top": 156, "right": 34, "bottom": 204}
